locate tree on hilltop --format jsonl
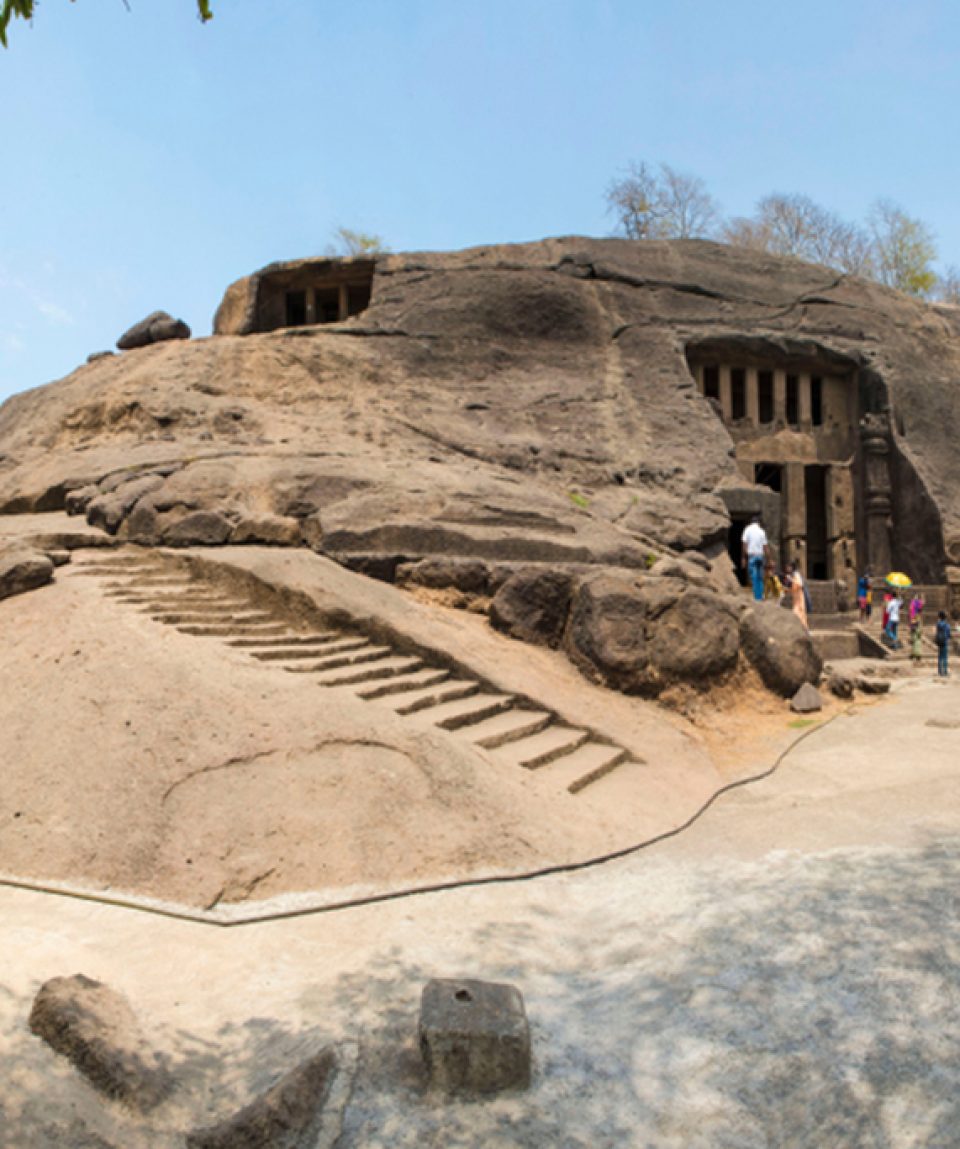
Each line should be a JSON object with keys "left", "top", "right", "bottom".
{"left": 326, "top": 227, "right": 390, "bottom": 257}
{"left": 0, "top": 0, "right": 213, "bottom": 47}
{"left": 869, "top": 199, "right": 937, "bottom": 298}
{"left": 606, "top": 161, "right": 720, "bottom": 240}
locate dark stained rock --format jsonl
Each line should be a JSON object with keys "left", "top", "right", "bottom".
{"left": 856, "top": 675, "right": 892, "bottom": 695}
{"left": 0, "top": 547, "right": 54, "bottom": 600}
{"left": 86, "top": 350, "right": 115, "bottom": 364}
{"left": 740, "top": 603, "right": 822, "bottom": 697}
{"left": 397, "top": 556, "right": 492, "bottom": 594}
{"left": 116, "top": 310, "right": 191, "bottom": 351}
{"left": 565, "top": 572, "right": 739, "bottom": 695}
{"left": 65, "top": 483, "right": 100, "bottom": 516}
{"left": 790, "top": 682, "right": 823, "bottom": 712}
{"left": 419, "top": 979, "right": 530, "bottom": 1094}
{"left": 827, "top": 671, "right": 855, "bottom": 699}
{"left": 489, "top": 567, "right": 574, "bottom": 648}
{"left": 186, "top": 1045, "right": 338, "bottom": 1149}
{"left": 162, "top": 510, "right": 234, "bottom": 546}
{"left": 28, "top": 974, "right": 172, "bottom": 1111}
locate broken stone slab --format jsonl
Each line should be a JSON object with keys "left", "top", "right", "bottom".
{"left": 790, "top": 682, "right": 823, "bottom": 712}
{"left": 116, "top": 310, "right": 191, "bottom": 351}
{"left": 855, "top": 676, "right": 892, "bottom": 694}
{"left": 489, "top": 566, "right": 575, "bottom": 648}
{"left": 419, "top": 978, "right": 531, "bottom": 1094}
{"left": 28, "top": 973, "right": 173, "bottom": 1111}
{"left": 186, "top": 1044, "right": 340, "bottom": 1149}
{"left": 827, "top": 671, "right": 855, "bottom": 699}
{"left": 0, "top": 547, "right": 54, "bottom": 601}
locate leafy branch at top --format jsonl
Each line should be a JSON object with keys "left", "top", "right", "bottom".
{"left": 0, "top": 1, "right": 214, "bottom": 48}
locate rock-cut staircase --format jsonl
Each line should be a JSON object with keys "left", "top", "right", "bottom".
{"left": 72, "top": 552, "right": 637, "bottom": 795}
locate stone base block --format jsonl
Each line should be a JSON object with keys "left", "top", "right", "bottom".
{"left": 418, "top": 978, "right": 530, "bottom": 1094}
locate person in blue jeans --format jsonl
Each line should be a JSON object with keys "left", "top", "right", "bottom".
{"left": 936, "top": 610, "right": 952, "bottom": 677}
{"left": 741, "top": 515, "right": 769, "bottom": 602}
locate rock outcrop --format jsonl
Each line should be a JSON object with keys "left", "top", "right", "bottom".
{"left": 116, "top": 310, "right": 191, "bottom": 351}
{"left": 739, "top": 603, "right": 822, "bottom": 696}
{"left": 1, "top": 236, "right": 958, "bottom": 698}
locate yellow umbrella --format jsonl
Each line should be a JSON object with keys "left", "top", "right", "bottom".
{"left": 885, "top": 571, "right": 913, "bottom": 589}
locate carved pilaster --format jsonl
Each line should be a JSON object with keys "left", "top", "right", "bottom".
{"left": 860, "top": 413, "right": 893, "bottom": 575}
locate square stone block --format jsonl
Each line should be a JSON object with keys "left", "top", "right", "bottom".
{"left": 418, "top": 978, "right": 531, "bottom": 1094}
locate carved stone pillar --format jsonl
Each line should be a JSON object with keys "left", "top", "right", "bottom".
{"left": 798, "top": 373, "right": 813, "bottom": 428}
{"left": 719, "top": 366, "right": 732, "bottom": 423}
{"left": 774, "top": 369, "right": 787, "bottom": 424}
{"left": 860, "top": 414, "right": 893, "bottom": 576}
{"left": 745, "top": 367, "right": 759, "bottom": 426}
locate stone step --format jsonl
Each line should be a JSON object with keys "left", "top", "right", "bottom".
{"left": 495, "top": 725, "right": 590, "bottom": 770}
{"left": 462, "top": 708, "right": 552, "bottom": 750}
{"left": 283, "top": 644, "right": 392, "bottom": 673}
{"left": 228, "top": 634, "right": 342, "bottom": 648}
{"left": 155, "top": 614, "right": 278, "bottom": 629}
{"left": 127, "top": 595, "right": 249, "bottom": 608}
{"left": 71, "top": 564, "right": 167, "bottom": 577}
{"left": 310, "top": 655, "right": 426, "bottom": 687}
{"left": 416, "top": 692, "right": 514, "bottom": 732}
{"left": 356, "top": 667, "right": 452, "bottom": 700}
{"left": 250, "top": 637, "right": 369, "bottom": 661}
{"left": 536, "top": 742, "right": 631, "bottom": 794}
{"left": 389, "top": 679, "right": 481, "bottom": 715}
{"left": 177, "top": 622, "right": 291, "bottom": 637}
{"left": 105, "top": 580, "right": 198, "bottom": 594}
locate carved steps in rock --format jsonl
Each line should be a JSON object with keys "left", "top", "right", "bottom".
{"left": 73, "top": 553, "right": 636, "bottom": 795}
{"left": 413, "top": 692, "right": 515, "bottom": 732}
{"left": 282, "top": 644, "right": 394, "bottom": 673}
{"left": 355, "top": 667, "right": 453, "bottom": 700}
{"left": 385, "top": 679, "right": 480, "bottom": 715}
{"left": 308, "top": 655, "right": 426, "bottom": 687}
{"left": 535, "top": 742, "right": 632, "bottom": 794}
{"left": 228, "top": 634, "right": 342, "bottom": 648}
{"left": 177, "top": 622, "right": 291, "bottom": 637}
{"left": 492, "top": 725, "right": 590, "bottom": 770}
{"left": 251, "top": 637, "right": 373, "bottom": 661}
{"left": 461, "top": 708, "right": 552, "bottom": 750}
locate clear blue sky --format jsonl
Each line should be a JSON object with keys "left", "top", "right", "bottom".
{"left": 2, "top": 0, "right": 960, "bottom": 403}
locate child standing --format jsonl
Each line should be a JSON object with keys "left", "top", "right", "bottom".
{"left": 936, "top": 611, "right": 952, "bottom": 677}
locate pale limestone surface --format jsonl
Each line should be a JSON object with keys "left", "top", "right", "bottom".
{"left": 1, "top": 676, "right": 958, "bottom": 1146}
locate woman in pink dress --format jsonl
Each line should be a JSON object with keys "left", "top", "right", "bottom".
{"left": 786, "top": 561, "right": 808, "bottom": 630}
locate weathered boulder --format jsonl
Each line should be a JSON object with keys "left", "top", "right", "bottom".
{"left": 85, "top": 474, "right": 164, "bottom": 535}
{"left": 565, "top": 572, "right": 740, "bottom": 695}
{"left": 790, "top": 682, "right": 823, "bottom": 712}
{"left": 827, "top": 670, "right": 855, "bottom": 699}
{"left": 186, "top": 1045, "right": 338, "bottom": 1149}
{"left": 162, "top": 510, "right": 235, "bottom": 546}
{"left": 229, "top": 513, "right": 302, "bottom": 547}
{"left": 116, "top": 310, "right": 191, "bottom": 351}
{"left": 397, "top": 556, "right": 492, "bottom": 594}
{"left": 489, "top": 567, "right": 575, "bottom": 647}
{"left": 740, "top": 603, "right": 822, "bottom": 697}
{"left": 0, "top": 546, "right": 54, "bottom": 600}
{"left": 28, "top": 974, "right": 172, "bottom": 1111}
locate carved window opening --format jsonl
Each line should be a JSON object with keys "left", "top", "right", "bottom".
{"left": 285, "top": 290, "right": 307, "bottom": 327}
{"left": 755, "top": 462, "right": 782, "bottom": 493}
{"left": 811, "top": 376, "right": 823, "bottom": 426}
{"left": 703, "top": 366, "right": 720, "bottom": 401}
{"left": 785, "top": 374, "right": 799, "bottom": 426}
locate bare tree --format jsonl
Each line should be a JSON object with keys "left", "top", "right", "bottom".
{"left": 869, "top": 199, "right": 937, "bottom": 297}
{"left": 936, "top": 266, "right": 960, "bottom": 305}
{"left": 606, "top": 161, "right": 719, "bottom": 240}
{"left": 1, "top": 0, "right": 213, "bottom": 46}
{"left": 723, "top": 193, "right": 873, "bottom": 276}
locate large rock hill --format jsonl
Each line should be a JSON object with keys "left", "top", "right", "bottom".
{"left": 2, "top": 237, "right": 958, "bottom": 574}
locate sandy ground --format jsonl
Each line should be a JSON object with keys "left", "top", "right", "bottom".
{"left": 2, "top": 668, "right": 958, "bottom": 1145}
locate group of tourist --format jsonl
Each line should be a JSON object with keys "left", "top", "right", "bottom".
{"left": 858, "top": 570, "right": 952, "bottom": 676}
{"left": 742, "top": 516, "right": 952, "bottom": 674}
{"left": 740, "top": 514, "right": 809, "bottom": 629}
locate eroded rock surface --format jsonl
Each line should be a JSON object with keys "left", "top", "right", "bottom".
{"left": 29, "top": 974, "right": 172, "bottom": 1111}
{"left": 0, "top": 545, "right": 54, "bottom": 600}
{"left": 740, "top": 603, "right": 822, "bottom": 697}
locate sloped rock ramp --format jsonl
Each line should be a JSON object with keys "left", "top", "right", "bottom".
{"left": 72, "top": 551, "right": 635, "bottom": 795}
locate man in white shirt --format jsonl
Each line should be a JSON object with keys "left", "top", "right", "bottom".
{"left": 741, "top": 515, "right": 769, "bottom": 602}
